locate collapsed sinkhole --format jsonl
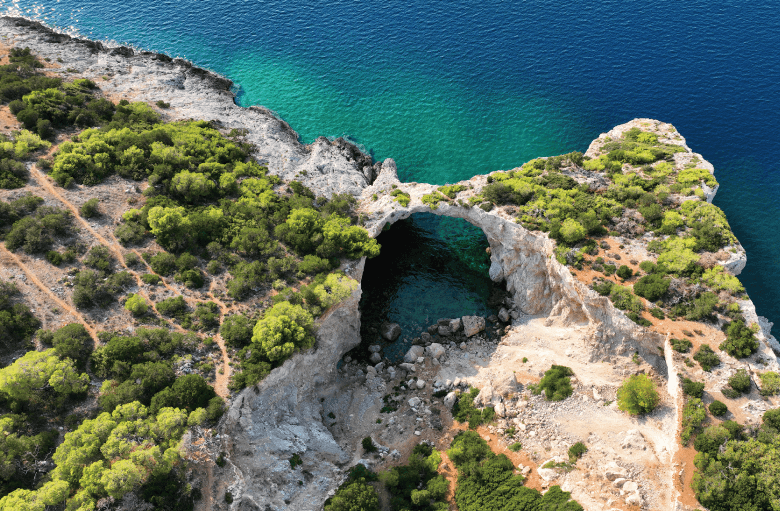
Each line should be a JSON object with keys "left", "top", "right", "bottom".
{"left": 355, "top": 213, "right": 507, "bottom": 363}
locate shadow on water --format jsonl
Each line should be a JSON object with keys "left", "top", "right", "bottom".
{"left": 358, "top": 213, "right": 501, "bottom": 362}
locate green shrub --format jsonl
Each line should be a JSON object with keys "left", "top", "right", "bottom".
{"left": 719, "top": 320, "right": 759, "bottom": 358}
{"left": 602, "top": 263, "right": 616, "bottom": 276}
{"left": 693, "top": 424, "right": 730, "bottom": 456}
{"left": 508, "top": 442, "right": 522, "bottom": 452}
{"left": 141, "top": 273, "right": 160, "bottom": 285}
{"left": 709, "top": 400, "right": 728, "bottom": 416}
{"left": 617, "top": 374, "right": 659, "bottom": 415}
{"left": 149, "top": 251, "right": 177, "bottom": 276}
{"left": 124, "top": 252, "right": 140, "bottom": 267}
{"left": 533, "top": 365, "right": 574, "bottom": 401}
{"left": 681, "top": 377, "right": 705, "bottom": 398}
{"left": 633, "top": 273, "right": 669, "bottom": 301}
{"left": 46, "top": 249, "right": 63, "bottom": 265}
{"left": 0, "top": 281, "right": 40, "bottom": 348}
{"left": 251, "top": 301, "right": 315, "bottom": 362}
{"left": 616, "top": 265, "right": 633, "bottom": 279}
{"left": 123, "top": 294, "right": 147, "bottom": 317}
{"left": 362, "top": 437, "right": 377, "bottom": 453}
{"left": 702, "top": 266, "right": 744, "bottom": 294}
{"left": 670, "top": 338, "right": 692, "bottom": 353}
{"left": 649, "top": 307, "right": 665, "bottom": 319}
{"left": 763, "top": 409, "right": 780, "bottom": 430}
{"left": 83, "top": 245, "right": 114, "bottom": 274}
{"left": 639, "top": 260, "right": 657, "bottom": 274}
{"left": 728, "top": 368, "right": 751, "bottom": 394}
{"left": 694, "top": 345, "right": 721, "bottom": 371}
{"left": 150, "top": 373, "right": 216, "bottom": 413}
{"left": 759, "top": 372, "right": 780, "bottom": 396}
{"left": 568, "top": 442, "right": 587, "bottom": 462}
{"left": 452, "top": 387, "right": 494, "bottom": 429}
{"left": 79, "top": 198, "right": 100, "bottom": 218}
{"left": 175, "top": 268, "right": 204, "bottom": 288}
{"left": 681, "top": 397, "right": 707, "bottom": 444}
{"left": 592, "top": 279, "right": 614, "bottom": 296}
{"left": 156, "top": 296, "right": 187, "bottom": 318}
{"left": 560, "top": 219, "right": 586, "bottom": 244}
{"left": 446, "top": 431, "right": 583, "bottom": 511}
{"left": 609, "top": 285, "right": 643, "bottom": 313}
{"left": 190, "top": 301, "right": 220, "bottom": 331}
{"left": 220, "top": 314, "right": 254, "bottom": 348}
{"left": 115, "top": 221, "right": 146, "bottom": 245}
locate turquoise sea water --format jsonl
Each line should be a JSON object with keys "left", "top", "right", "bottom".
{"left": 2, "top": 0, "right": 779, "bottom": 333}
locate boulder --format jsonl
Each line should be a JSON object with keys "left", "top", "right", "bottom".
{"left": 620, "top": 429, "right": 647, "bottom": 451}
{"left": 494, "top": 402, "right": 506, "bottom": 417}
{"left": 426, "top": 343, "right": 446, "bottom": 359}
{"left": 427, "top": 324, "right": 438, "bottom": 334}
{"left": 449, "top": 318, "right": 462, "bottom": 332}
{"left": 612, "top": 478, "right": 627, "bottom": 488}
{"left": 498, "top": 307, "right": 510, "bottom": 323}
{"left": 408, "top": 397, "right": 421, "bottom": 408}
{"left": 421, "top": 332, "right": 431, "bottom": 343}
{"left": 381, "top": 322, "right": 402, "bottom": 341}
{"left": 443, "top": 392, "right": 457, "bottom": 409}
{"left": 437, "top": 318, "right": 452, "bottom": 326}
{"left": 404, "top": 345, "right": 425, "bottom": 363}
{"left": 368, "top": 345, "right": 382, "bottom": 353}
{"left": 622, "top": 481, "right": 638, "bottom": 493}
{"left": 399, "top": 363, "right": 416, "bottom": 373}
{"left": 437, "top": 325, "right": 452, "bottom": 336}
{"left": 603, "top": 461, "right": 628, "bottom": 481}
{"left": 366, "top": 366, "right": 377, "bottom": 377}
{"left": 462, "top": 316, "right": 485, "bottom": 337}
{"left": 537, "top": 456, "right": 566, "bottom": 482}
{"left": 625, "top": 492, "right": 642, "bottom": 506}
{"left": 369, "top": 352, "right": 382, "bottom": 364}
{"left": 416, "top": 380, "right": 426, "bottom": 389}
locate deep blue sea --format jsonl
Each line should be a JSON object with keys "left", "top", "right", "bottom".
{"left": 3, "top": 0, "right": 779, "bottom": 336}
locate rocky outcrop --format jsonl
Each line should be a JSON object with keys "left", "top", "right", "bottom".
{"left": 216, "top": 260, "right": 365, "bottom": 510}
{"left": 0, "top": 16, "right": 375, "bottom": 198}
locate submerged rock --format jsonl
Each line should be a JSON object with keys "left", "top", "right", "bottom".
{"left": 381, "top": 322, "right": 402, "bottom": 341}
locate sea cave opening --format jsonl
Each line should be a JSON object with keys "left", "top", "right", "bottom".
{"left": 356, "top": 212, "right": 508, "bottom": 363}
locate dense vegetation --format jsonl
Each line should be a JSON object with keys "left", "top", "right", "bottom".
{"left": 691, "top": 409, "right": 780, "bottom": 510}
{"left": 448, "top": 431, "right": 583, "bottom": 511}
{"left": 616, "top": 374, "right": 660, "bottom": 415}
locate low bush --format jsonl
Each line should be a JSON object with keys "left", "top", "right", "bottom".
{"left": 670, "top": 338, "right": 692, "bottom": 353}
{"left": 728, "top": 368, "right": 751, "bottom": 394}
{"left": 649, "top": 307, "right": 665, "bottom": 319}
{"left": 141, "top": 273, "right": 160, "bottom": 285}
{"left": 156, "top": 296, "right": 187, "bottom": 318}
{"left": 685, "top": 292, "right": 719, "bottom": 321}
{"left": 633, "top": 273, "right": 669, "bottom": 301}
{"left": 452, "top": 387, "right": 495, "bottom": 429}
{"left": 124, "top": 294, "right": 148, "bottom": 317}
{"left": 149, "top": 251, "right": 177, "bottom": 276}
{"left": 508, "top": 442, "right": 522, "bottom": 452}
{"left": 592, "top": 279, "right": 613, "bottom": 296}
{"left": 759, "top": 371, "right": 780, "bottom": 396}
{"left": 79, "top": 197, "right": 99, "bottom": 218}
{"left": 617, "top": 374, "right": 659, "bottom": 415}
{"left": 124, "top": 252, "right": 140, "bottom": 267}
{"left": 609, "top": 285, "right": 643, "bottom": 313}
{"left": 681, "top": 377, "right": 705, "bottom": 398}
{"left": 532, "top": 365, "right": 574, "bottom": 401}
{"left": 568, "top": 442, "right": 587, "bottom": 462}
{"left": 83, "top": 245, "right": 114, "bottom": 274}
{"left": 190, "top": 301, "right": 220, "bottom": 331}
{"left": 681, "top": 397, "right": 707, "bottom": 444}
{"left": 616, "top": 265, "right": 633, "bottom": 279}
{"left": 719, "top": 319, "right": 759, "bottom": 358}
{"left": 361, "top": 437, "right": 377, "bottom": 453}
{"left": 220, "top": 313, "right": 254, "bottom": 348}
{"left": 709, "top": 400, "right": 728, "bottom": 416}
{"left": 693, "top": 344, "right": 720, "bottom": 372}
{"left": 46, "top": 249, "right": 63, "bottom": 265}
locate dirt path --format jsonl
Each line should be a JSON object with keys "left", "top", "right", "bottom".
{"left": 208, "top": 281, "right": 232, "bottom": 398}
{"left": 0, "top": 244, "right": 98, "bottom": 342}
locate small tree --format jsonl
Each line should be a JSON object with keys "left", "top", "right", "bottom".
{"left": 80, "top": 198, "right": 100, "bottom": 218}
{"left": 617, "top": 374, "right": 659, "bottom": 415}
{"left": 251, "top": 301, "right": 315, "bottom": 362}
{"left": 124, "top": 294, "right": 148, "bottom": 317}
{"left": 559, "top": 219, "right": 586, "bottom": 245}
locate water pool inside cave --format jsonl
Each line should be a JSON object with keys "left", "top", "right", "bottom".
{"left": 358, "top": 213, "right": 501, "bottom": 362}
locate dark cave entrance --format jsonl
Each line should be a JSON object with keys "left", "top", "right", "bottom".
{"left": 356, "top": 212, "right": 507, "bottom": 363}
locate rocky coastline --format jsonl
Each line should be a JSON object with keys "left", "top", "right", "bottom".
{"left": 1, "top": 15, "right": 778, "bottom": 511}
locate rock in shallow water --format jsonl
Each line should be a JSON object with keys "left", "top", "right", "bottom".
{"left": 381, "top": 322, "right": 402, "bottom": 341}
